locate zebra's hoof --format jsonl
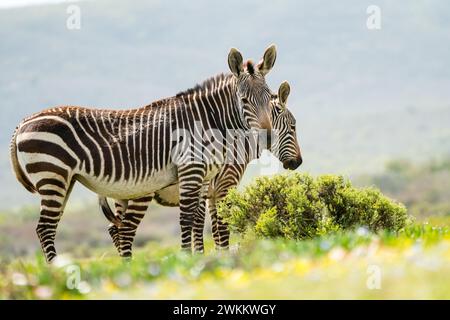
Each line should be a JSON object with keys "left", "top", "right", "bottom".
{"left": 46, "top": 253, "right": 58, "bottom": 265}
{"left": 121, "top": 256, "right": 132, "bottom": 264}
{"left": 120, "top": 250, "right": 133, "bottom": 262}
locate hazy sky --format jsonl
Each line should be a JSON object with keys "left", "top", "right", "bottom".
{"left": 1, "top": 0, "right": 449, "bottom": 206}
{"left": 0, "top": 0, "right": 84, "bottom": 9}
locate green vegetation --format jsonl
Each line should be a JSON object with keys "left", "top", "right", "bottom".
{"left": 356, "top": 157, "right": 450, "bottom": 218}
{"left": 1, "top": 160, "right": 449, "bottom": 300}
{"left": 219, "top": 173, "right": 410, "bottom": 239}
{"left": 0, "top": 220, "right": 448, "bottom": 299}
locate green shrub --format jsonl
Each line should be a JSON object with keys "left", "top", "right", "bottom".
{"left": 218, "top": 173, "right": 411, "bottom": 240}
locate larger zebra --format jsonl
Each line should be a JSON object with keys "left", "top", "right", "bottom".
{"left": 100, "top": 81, "right": 302, "bottom": 255}
{"left": 10, "top": 45, "right": 278, "bottom": 263}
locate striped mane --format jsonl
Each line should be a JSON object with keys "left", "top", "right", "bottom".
{"left": 175, "top": 73, "right": 231, "bottom": 98}
{"left": 141, "top": 73, "right": 232, "bottom": 110}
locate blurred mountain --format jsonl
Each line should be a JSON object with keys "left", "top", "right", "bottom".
{"left": 1, "top": 0, "right": 450, "bottom": 208}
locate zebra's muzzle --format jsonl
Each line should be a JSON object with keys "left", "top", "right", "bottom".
{"left": 283, "top": 157, "right": 302, "bottom": 170}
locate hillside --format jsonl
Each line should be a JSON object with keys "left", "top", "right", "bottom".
{"left": 1, "top": 0, "right": 450, "bottom": 207}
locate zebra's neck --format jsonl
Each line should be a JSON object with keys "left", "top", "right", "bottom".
{"left": 169, "top": 73, "right": 246, "bottom": 132}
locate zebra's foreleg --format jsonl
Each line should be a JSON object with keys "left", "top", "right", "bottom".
{"left": 207, "top": 165, "right": 240, "bottom": 251}
{"left": 209, "top": 192, "right": 230, "bottom": 251}
{"left": 192, "top": 183, "right": 209, "bottom": 254}
{"left": 210, "top": 198, "right": 220, "bottom": 246}
{"left": 118, "top": 197, "right": 151, "bottom": 259}
{"left": 178, "top": 164, "right": 207, "bottom": 253}
{"left": 211, "top": 203, "right": 230, "bottom": 250}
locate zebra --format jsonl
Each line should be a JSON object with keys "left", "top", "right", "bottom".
{"left": 10, "top": 45, "right": 278, "bottom": 263}
{"left": 100, "top": 80, "right": 302, "bottom": 255}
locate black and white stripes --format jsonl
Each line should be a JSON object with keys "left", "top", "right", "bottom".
{"left": 101, "top": 81, "right": 302, "bottom": 255}
{"left": 10, "top": 46, "right": 279, "bottom": 262}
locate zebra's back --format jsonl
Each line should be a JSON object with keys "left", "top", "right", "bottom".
{"left": 14, "top": 105, "right": 180, "bottom": 199}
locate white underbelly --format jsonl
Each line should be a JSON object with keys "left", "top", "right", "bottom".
{"left": 152, "top": 165, "right": 221, "bottom": 206}
{"left": 76, "top": 166, "right": 178, "bottom": 200}
{"left": 154, "top": 184, "right": 180, "bottom": 206}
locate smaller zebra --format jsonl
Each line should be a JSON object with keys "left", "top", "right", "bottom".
{"left": 100, "top": 81, "right": 302, "bottom": 254}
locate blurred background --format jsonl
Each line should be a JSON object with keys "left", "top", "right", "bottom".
{"left": 0, "top": 0, "right": 449, "bottom": 259}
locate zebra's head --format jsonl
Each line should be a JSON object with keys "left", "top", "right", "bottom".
{"left": 270, "top": 81, "right": 303, "bottom": 170}
{"left": 228, "top": 45, "right": 276, "bottom": 132}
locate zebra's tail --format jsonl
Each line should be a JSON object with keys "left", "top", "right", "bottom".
{"left": 99, "top": 196, "right": 121, "bottom": 226}
{"left": 10, "top": 126, "right": 36, "bottom": 194}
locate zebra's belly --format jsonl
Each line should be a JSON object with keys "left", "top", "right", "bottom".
{"left": 76, "top": 166, "right": 178, "bottom": 200}
{"left": 152, "top": 164, "right": 221, "bottom": 206}
{"left": 154, "top": 184, "right": 180, "bottom": 206}
{"left": 154, "top": 183, "right": 217, "bottom": 207}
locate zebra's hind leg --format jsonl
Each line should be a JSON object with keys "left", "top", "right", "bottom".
{"left": 108, "top": 224, "right": 120, "bottom": 254}
{"left": 36, "top": 179, "right": 75, "bottom": 263}
{"left": 99, "top": 196, "right": 128, "bottom": 256}
{"left": 118, "top": 196, "right": 152, "bottom": 259}
{"left": 110, "top": 200, "right": 128, "bottom": 255}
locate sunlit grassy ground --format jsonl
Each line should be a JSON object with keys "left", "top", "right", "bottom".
{"left": 1, "top": 219, "right": 449, "bottom": 300}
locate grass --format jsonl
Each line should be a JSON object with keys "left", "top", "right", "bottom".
{"left": 1, "top": 217, "right": 449, "bottom": 300}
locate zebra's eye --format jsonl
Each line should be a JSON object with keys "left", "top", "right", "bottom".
{"left": 241, "top": 98, "right": 249, "bottom": 104}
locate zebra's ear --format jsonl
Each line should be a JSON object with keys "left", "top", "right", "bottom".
{"left": 257, "top": 44, "right": 277, "bottom": 76}
{"left": 278, "top": 81, "right": 290, "bottom": 107}
{"left": 228, "top": 48, "right": 244, "bottom": 77}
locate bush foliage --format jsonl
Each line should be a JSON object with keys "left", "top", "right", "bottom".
{"left": 218, "top": 173, "right": 410, "bottom": 239}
